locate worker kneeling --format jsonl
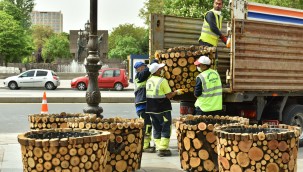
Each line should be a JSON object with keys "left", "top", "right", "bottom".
{"left": 146, "top": 63, "right": 184, "bottom": 157}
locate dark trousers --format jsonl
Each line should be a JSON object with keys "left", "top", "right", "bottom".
{"left": 195, "top": 107, "right": 222, "bottom": 116}
{"left": 149, "top": 111, "right": 172, "bottom": 139}
{"left": 137, "top": 109, "right": 152, "bottom": 135}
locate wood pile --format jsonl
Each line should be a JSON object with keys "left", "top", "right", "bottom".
{"left": 175, "top": 115, "right": 249, "bottom": 172}
{"left": 17, "top": 128, "right": 110, "bottom": 172}
{"left": 214, "top": 124, "right": 301, "bottom": 172}
{"left": 68, "top": 117, "right": 145, "bottom": 172}
{"left": 28, "top": 112, "right": 92, "bottom": 130}
{"left": 155, "top": 45, "right": 217, "bottom": 92}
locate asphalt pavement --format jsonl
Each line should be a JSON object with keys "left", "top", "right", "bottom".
{"left": 0, "top": 80, "right": 303, "bottom": 171}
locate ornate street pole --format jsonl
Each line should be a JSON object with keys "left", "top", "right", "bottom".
{"left": 83, "top": 0, "right": 103, "bottom": 117}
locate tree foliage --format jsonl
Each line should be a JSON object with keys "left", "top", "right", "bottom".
{"left": 42, "top": 33, "right": 71, "bottom": 63}
{"left": 0, "top": 0, "right": 34, "bottom": 29}
{"left": 108, "top": 24, "right": 148, "bottom": 59}
{"left": 0, "top": 11, "right": 33, "bottom": 66}
{"left": 139, "top": 0, "right": 230, "bottom": 25}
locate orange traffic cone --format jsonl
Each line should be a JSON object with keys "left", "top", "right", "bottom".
{"left": 41, "top": 92, "right": 48, "bottom": 114}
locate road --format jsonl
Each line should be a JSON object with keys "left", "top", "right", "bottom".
{"left": 0, "top": 103, "right": 180, "bottom": 133}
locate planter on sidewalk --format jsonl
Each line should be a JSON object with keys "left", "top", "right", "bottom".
{"left": 17, "top": 128, "right": 110, "bottom": 172}
{"left": 175, "top": 115, "right": 249, "bottom": 171}
{"left": 68, "top": 117, "right": 144, "bottom": 172}
{"left": 214, "top": 124, "right": 301, "bottom": 172}
{"left": 28, "top": 112, "right": 92, "bottom": 129}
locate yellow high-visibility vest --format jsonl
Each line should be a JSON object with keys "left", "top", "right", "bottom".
{"left": 195, "top": 69, "right": 222, "bottom": 112}
{"left": 199, "top": 9, "right": 223, "bottom": 46}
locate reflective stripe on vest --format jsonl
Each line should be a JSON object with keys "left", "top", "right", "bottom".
{"left": 134, "top": 78, "right": 147, "bottom": 92}
{"left": 199, "top": 9, "right": 222, "bottom": 46}
{"left": 195, "top": 69, "right": 222, "bottom": 112}
{"left": 146, "top": 77, "right": 166, "bottom": 99}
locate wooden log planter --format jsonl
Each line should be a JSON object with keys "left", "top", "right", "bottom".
{"left": 155, "top": 45, "right": 217, "bottom": 93}
{"left": 214, "top": 124, "right": 301, "bottom": 172}
{"left": 17, "top": 128, "right": 110, "bottom": 172}
{"left": 68, "top": 117, "right": 145, "bottom": 172}
{"left": 175, "top": 115, "right": 249, "bottom": 172}
{"left": 28, "top": 112, "right": 92, "bottom": 130}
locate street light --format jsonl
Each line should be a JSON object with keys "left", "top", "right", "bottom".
{"left": 83, "top": 0, "right": 103, "bottom": 117}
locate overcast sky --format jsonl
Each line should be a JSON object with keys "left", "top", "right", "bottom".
{"left": 34, "top": 0, "right": 146, "bottom": 33}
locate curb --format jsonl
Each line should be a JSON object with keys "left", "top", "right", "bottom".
{"left": 0, "top": 97, "right": 135, "bottom": 103}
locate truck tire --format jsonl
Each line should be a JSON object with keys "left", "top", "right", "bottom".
{"left": 282, "top": 104, "right": 303, "bottom": 147}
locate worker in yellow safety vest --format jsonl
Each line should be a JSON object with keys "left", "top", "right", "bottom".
{"left": 199, "top": 0, "right": 227, "bottom": 47}
{"left": 146, "top": 63, "right": 184, "bottom": 157}
{"left": 194, "top": 56, "right": 223, "bottom": 115}
{"left": 134, "top": 61, "right": 156, "bottom": 153}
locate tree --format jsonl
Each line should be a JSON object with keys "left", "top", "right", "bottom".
{"left": 0, "top": 0, "right": 34, "bottom": 29}
{"left": 0, "top": 11, "right": 32, "bottom": 66}
{"left": 108, "top": 24, "right": 148, "bottom": 59}
{"left": 139, "top": 0, "right": 230, "bottom": 25}
{"left": 31, "top": 25, "right": 54, "bottom": 62}
{"left": 42, "top": 33, "right": 71, "bottom": 63}
{"left": 109, "top": 36, "right": 141, "bottom": 60}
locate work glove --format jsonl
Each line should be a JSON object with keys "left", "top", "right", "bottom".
{"left": 176, "top": 89, "right": 185, "bottom": 95}
{"left": 220, "top": 35, "right": 227, "bottom": 44}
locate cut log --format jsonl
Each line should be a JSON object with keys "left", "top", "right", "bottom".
{"left": 238, "top": 140, "right": 252, "bottom": 152}
{"left": 178, "top": 58, "right": 187, "bottom": 67}
{"left": 184, "top": 137, "right": 191, "bottom": 151}
{"left": 266, "top": 162, "right": 279, "bottom": 172}
{"left": 230, "top": 164, "right": 242, "bottom": 172}
{"left": 115, "top": 160, "right": 127, "bottom": 172}
{"left": 192, "top": 138, "right": 203, "bottom": 149}
{"left": 198, "top": 149, "right": 209, "bottom": 160}
{"left": 172, "top": 67, "right": 182, "bottom": 76}
{"left": 219, "top": 156, "right": 230, "bottom": 169}
{"left": 189, "top": 157, "right": 201, "bottom": 168}
{"left": 278, "top": 141, "right": 288, "bottom": 152}
{"left": 236, "top": 152, "right": 249, "bottom": 167}
{"left": 248, "top": 147, "right": 264, "bottom": 162}
{"left": 203, "top": 159, "right": 214, "bottom": 171}
{"left": 268, "top": 140, "right": 279, "bottom": 150}
{"left": 206, "top": 132, "right": 216, "bottom": 143}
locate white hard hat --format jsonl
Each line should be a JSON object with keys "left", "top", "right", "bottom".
{"left": 149, "top": 63, "right": 165, "bottom": 74}
{"left": 194, "top": 56, "right": 211, "bottom": 65}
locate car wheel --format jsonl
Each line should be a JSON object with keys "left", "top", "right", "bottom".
{"left": 77, "top": 82, "right": 87, "bottom": 91}
{"left": 283, "top": 105, "right": 303, "bottom": 147}
{"left": 45, "top": 82, "right": 55, "bottom": 90}
{"left": 114, "top": 82, "right": 123, "bottom": 91}
{"left": 8, "top": 81, "right": 18, "bottom": 90}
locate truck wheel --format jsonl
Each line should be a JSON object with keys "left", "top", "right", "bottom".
{"left": 283, "top": 105, "right": 303, "bottom": 147}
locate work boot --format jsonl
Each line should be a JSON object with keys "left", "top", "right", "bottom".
{"left": 157, "top": 149, "right": 172, "bottom": 157}
{"left": 142, "top": 146, "right": 156, "bottom": 153}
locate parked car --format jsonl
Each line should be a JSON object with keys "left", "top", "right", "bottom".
{"left": 71, "top": 68, "right": 129, "bottom": 91}
{"left": 3, "top": 69, "right": 60, "bottom": 90}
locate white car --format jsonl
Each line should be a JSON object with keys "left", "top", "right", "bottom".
{"left": 3, "top": 69, "right": 60, "bottom": 90}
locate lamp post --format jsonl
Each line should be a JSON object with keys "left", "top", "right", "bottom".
{"left": 83, "top": 0, "right": 103, "bottom": 117}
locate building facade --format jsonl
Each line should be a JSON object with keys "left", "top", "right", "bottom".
{"left": 31, "top": 11, "right": 63, "bottom": 33}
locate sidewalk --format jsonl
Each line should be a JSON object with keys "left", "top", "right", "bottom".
{"left": 0, "top": 130, "right": 182, "bottom": 172}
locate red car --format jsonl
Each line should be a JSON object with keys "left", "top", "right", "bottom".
{"left": 71, "top": 68, "right": 129, "bottom": 91}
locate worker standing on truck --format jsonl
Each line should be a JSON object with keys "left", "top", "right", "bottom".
{"left": 194, "top": 56, "right": 223, "bottom": 115}
{"left": 146, "top": 63, "right": 184, "bottom": 157}
{"left": 134, "top": 61, "right": 156, "bottom": 153}
{"left": 199, "top": 0, "right": 227, "bottom": 47}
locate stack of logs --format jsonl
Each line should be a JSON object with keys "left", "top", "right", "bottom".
{"left": 68, "top": 117, "right": 144, "bottom": 172}
{"left": 155, "top": 45, "right": 217, "bottom": 92}
{"left": 28, "top": 112, "right": 91, "bottom": 129}
{"left": 17, "top": 128, "right": 110, "bottom": 172}
{"left": 175, "top": 115, "right": 249, "bottom": 172}
{"left": 214, "top": 124, "right": 301, "bottom": 172}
